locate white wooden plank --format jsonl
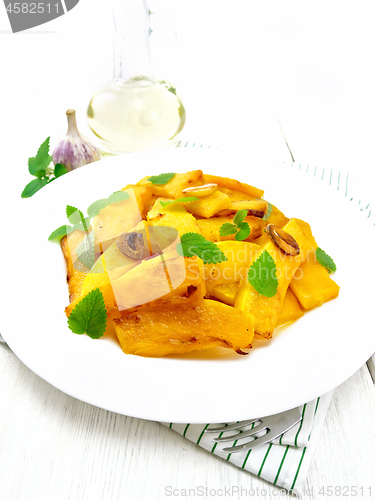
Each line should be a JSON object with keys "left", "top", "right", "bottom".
{"left": 307, "top": 364, "right": 375, "bottom": 497}
{"left": 0, "top": 343, "right": 374, "bottom": 500}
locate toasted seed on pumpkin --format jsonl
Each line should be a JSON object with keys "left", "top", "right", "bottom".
{"left": 182, "top": 183, "right": 218, "bottom": 197}
{"left": 264, "top": 224, "right": 300, "bottom": 256}
{"left": 117, "top": 232, "right": 145, "bottom": 260}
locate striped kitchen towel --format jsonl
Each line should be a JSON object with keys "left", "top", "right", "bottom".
{"left": 160, "top": 393, "right": 332, "bottom": 496}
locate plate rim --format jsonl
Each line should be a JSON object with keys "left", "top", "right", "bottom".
{"left": 2, "top": 148, "right": 375, "bottom": 423}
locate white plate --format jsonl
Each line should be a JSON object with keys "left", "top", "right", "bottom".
{"left": 1, "top": 149, "right": 374, "bottom": 423}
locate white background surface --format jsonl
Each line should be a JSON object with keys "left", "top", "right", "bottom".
{"left": 1, "top": 1, "right": 375, "bottom": 499}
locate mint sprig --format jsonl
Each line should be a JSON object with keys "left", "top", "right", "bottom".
{"left": 68, "top": 288, "right": 107, "bottom": 339}
{"left": 219, "top": 209, "right": 251, "bottom": 241}
{"left": 147, "top": 173, "right": 176, "bottom": 185}
{"left": 248, "top": 250, "right": 278, "bottom": 297}
{"left": 316, "top": 247, "right": 336, "bottom": 273}
{"left": 21, "top": 137, "right": 67, "bottom": 198}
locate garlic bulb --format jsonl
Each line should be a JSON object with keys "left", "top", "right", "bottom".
{"left": 52, "top": 109, "right": 101, "bottom": 171}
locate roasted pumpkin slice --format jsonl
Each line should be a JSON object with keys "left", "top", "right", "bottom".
{"left": 293, "top": 218, "right": 318, "bottom": 251}
{"left": 65, "top": 222, "right": 150, "bottom": 316}
{"left": 264, "top": 202, "right": 289, "bottom": 228}
{"left": 216, "top": 200, "right": 268, "bottom": 219}
{"left": 91, "top": 188, "right": 143, "bottom": 253}
{"left": 217, "top": 187, "right": 258, "bottom": 202}
{"left": 196, "top": 216, "right": 263, "bottom": 242}
{"left": 290, "top": 261, "right": 340, "bottom": 310}
{"left": 138, "top": 170, "right": 204, "bottom": 198}
{"left": 121, "top": 184, "right": 153, "bottom": 218}
{"left": 204, "top": 241, "right": 260, "bottom": 295}
{"left": 61, "top": 230, "right": 88, "bottom": 303}
{"left": 148, "top": 204, "right": 201, "bottom": 237}
{"left": 203, "top": 174, "right": 264, "bottom": 199}
{"left": 185, "top": 190, "right": 231, "bottom": 218}
{"left": 147, "top": 197, "right": 174, "bottom": 220}
{"left": 276, "top": 288, "right": 304, "bottom": 327}
{"left": 111, "top": 254, "right": 205, "bottom": 312}
{"left": 235, "top": 219, "right": 310, "bottom": 338}
{"left": 210, "top": 282, "right": 240, "bottom": 306}
{"left": 113, "top": 299, "right": 255, "bottom": 357}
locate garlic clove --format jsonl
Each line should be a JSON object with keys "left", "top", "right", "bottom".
{"left": 52, "top": 109, "right": 101, "bottom": 172}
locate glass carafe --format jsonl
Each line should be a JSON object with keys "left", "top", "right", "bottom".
{"left": 87, "top": 0, "right": 186, "bottom": 154}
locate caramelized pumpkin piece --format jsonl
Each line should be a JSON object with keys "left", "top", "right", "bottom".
{"left": 218, "top": 187, "right": 257, "bottom": 202}
{"left": 235, "top": 219, "right": 310, "bottom": 338}
{"left": 111, "top": 253, "right": 205, "bottom": 312}
{"left": 147, "top": 197, "right": 174, "bottom": 220}
{"left": 91, "top": 188, "right": 143, "bottom": 253}
{"left": 290, "top": 261, "right": 340, "bottom": 310}
{"left": 210, "top": 282, "right": 240, "bottom": 306}
{"left": 185, "top": 190, "right": 231, "bottom": 218}
{"left": 276, "top": 288, "right": 304, "bottom": 327}
{"left": 65, "top": 221, "right": 151, "bottom": 315}
{"left": 113, "top": 299, "right": 255, "bottom": 357}
{"left": 61, "top": 230, "right": 88, "bottom": 303}
{"left": 196, "top": 216, "right": 263, "bottom": 242}
{"left": 138, "top": 170, "right": 203, "bottom": 198}
{"left": 121, "top": 184, "right": 153, "bottom": 218}
{"left": 265, "top": 203, "right": 289, "bottom": 228}
{"left": 204, "top": 241, "right": 260, "bottom": 295}
{"left": 293, "top": 218, "right": 317, "bottom": 251}
{"left": 216, "top": 200, "right": 268, "bottom": 219}
{"left": 148, "top": 204, "right": 201, "bottom": 237}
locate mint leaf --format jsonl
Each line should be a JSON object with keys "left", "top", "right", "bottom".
{"left": 248, "top": 249, "right": 278, "bottom": 297}
{"left": 233, "top": 209, "right": 248, "bottom": 228}
{"left": 235, "top": 222, "right": 250, "bottom": 241}
{"left": 87, "top": 191, "right": 129, "bottom": 218}
{"left": 48, "top": 225, "right": 74, "bottom": 241}
{"left": 316, "top": 247, "right": 336, "bottom": 273}
{"left": 219, "top": 223, "right": 237, "bottom": 236}
{"left": 147, "top": 173, "right": 176, "bottom": 185}
{"left": 76, "top": 231, "right": 96, "bottom": 269}
{"left": 176, "top": 232, "right": 227, "bottom": 264}
{"left": 66, "top": 205, "right": 80, "bottom": 219}
{"left": 66, "top": 205, "right": 89, "bottom": 231}
{"left": 67, "top": 288, "right": 107, "bottom": 339}
{"left": 160, "top": 196, "right": 199, "bottom": 207}
{"left": 28, "top": 137, "right": 52, "bottom": 175}
{"left": 107, "top": 191, "right": 129, "bottom": 204}
{"left": 54, "top": 163, "right": 67, "bottom": 178}
{"left": 87, "top": 199, "right": 109, "bottom": 218}
{"left": 21, "top": 177, "right": 48, "bottom": 198}
{"left": 28, "top": 157, "right": 46, "bottom": 178}
{"left": 263, "top": 203, "right": 273, "bottom": 221}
